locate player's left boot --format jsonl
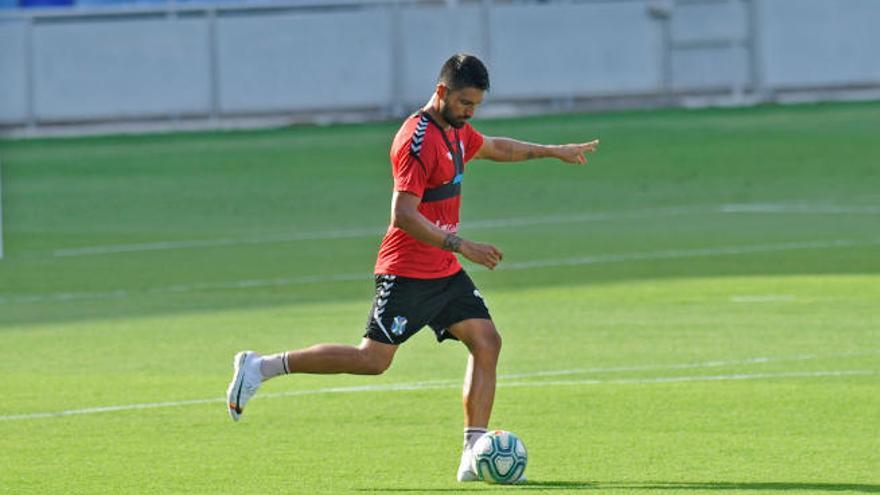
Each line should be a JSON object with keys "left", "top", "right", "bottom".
{"left": 226, "top": 351, "right": 263, "bottom": 421}
{"left": 456, "top": 448, "right": 479, "bottom": 482}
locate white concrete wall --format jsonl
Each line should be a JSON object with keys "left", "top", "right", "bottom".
{"left": 217, "top": 10, "right": 393, "bottom": 113}
{"left": 396, "top": 1, "right": 663, "bottom": 105}
{"left": 31, "top": 17, "right": 211, "bottom": 121}
{"left": 1, "top": 0, "right": 879, "bottom": 128}
{"left": 0, "top": 20, "right": 28, "bottom": 123}
{"left": 489, "top": 1, "right": 662, "bottom": 98}
{"left": 669, "top": 0, "right": 749, "bottom": 90}
{"left": 759, "top": 0, "right": 880, "bottom": 87}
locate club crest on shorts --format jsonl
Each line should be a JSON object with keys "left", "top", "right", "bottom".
{"left": 391, "top": 315, "right": 408, "bottom": 336}
{"left": 473, "top": 289, "right": 488, "bottom": 308}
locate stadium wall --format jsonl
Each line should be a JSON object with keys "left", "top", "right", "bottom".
{"left": 0, "top": 0, "right": 878, "bottom": 136}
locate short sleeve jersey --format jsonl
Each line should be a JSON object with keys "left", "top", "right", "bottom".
{"left": 374, "top": 112, "right": 484, "bottom": 279}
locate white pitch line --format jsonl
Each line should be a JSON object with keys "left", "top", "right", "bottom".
{"left": 721, "top": 204, "right": 880, "bottom": 215}
{"left": 499, "top": 370, "right": 875, "bottom": 388}
{"left": 498, "top": 238, "right": 880, "bottom": 270}
{"left": 0, "top": 368, "right": 872, "bottom": 423}
{"left": 3, "top": 238, "right": 878, "bottom": 306}
{"left": 51, "top": 226, "right": 386, "bottom": 258}
{"left": 42, "top": 201, "right": 879, "bottom": 259}
{"left": 496, "top": 354, "right": 824, "bottom": 379}
{"left": 49, "top": 207, "right": 700, "bottom": 258}
{"left": 731, "top": 295, "right": 797, "bottom": 303}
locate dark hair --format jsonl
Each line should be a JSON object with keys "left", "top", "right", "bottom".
{"left": 438, "top": 53, "right": 490, "bottom": 92}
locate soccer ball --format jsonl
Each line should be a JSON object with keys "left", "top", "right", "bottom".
{"left": 471, "top": 430, "right": 527, "bottom": 484}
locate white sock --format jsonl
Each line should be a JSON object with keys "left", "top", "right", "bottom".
{"left": 259, "top": 352, "right": 290, "bottom": 380}
{"left": 464, "top": 427, "right": 487, "bottom": 450}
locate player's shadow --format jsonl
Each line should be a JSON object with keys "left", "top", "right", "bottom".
{"left": 519, "top": 481, "right": 880, "bottom": 492}
{"left": 358, "top": 481, "right": 880, "bottom": 492}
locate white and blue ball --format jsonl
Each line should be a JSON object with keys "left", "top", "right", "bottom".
{"left": 471, "top": 430, "right": 527, "bottom": 484}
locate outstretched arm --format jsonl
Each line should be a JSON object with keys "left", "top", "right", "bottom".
{"left": 474, "top": 136, "right": 599, "bottom": 164}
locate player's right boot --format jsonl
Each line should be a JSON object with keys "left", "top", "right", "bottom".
{"left": 226, "top": 351, "right": 263, "bottom": 421}
{"left": 456, "top": 448, "right": 479, "bottom": 482}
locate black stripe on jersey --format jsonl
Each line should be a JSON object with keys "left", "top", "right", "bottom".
{"left": 408, "top": 113, "right": 430, "bottom": 177}
{"left": 422, "top": 182, "right": 460, "bottom": 202}
{"left": 409, "top": 114, "right": 430, "bottom": 156}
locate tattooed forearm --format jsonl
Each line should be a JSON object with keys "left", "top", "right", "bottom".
{"left": 443, "top": 233, "right": 463, "bottom": 252}
{"left": 494, "top": 138, "right": 516, "bottom": 161}
{"left": 491, "top": 138, "right": 548, "bottom": 162}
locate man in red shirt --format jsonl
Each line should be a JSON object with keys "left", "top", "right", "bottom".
{"left": 227, "top": 53, "right": 599, "bottom": 481}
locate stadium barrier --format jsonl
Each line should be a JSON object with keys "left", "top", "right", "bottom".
{"left": 1, "top": 0, "right": 879, "bottom": 136}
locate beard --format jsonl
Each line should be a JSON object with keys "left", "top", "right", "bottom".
{"left": 441, "top": 106, "right": 468, "bottom": 129}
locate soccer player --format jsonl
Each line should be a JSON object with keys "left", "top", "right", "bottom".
{"left": 226, "top": 53, "right": 599, "bottom": 481}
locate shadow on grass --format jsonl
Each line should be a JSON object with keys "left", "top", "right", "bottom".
{"left": 356, "top": 481, "right": 880, "bottom": 492}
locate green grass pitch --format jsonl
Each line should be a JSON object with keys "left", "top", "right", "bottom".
{"left": 0, "top": 102, "right": 878, "bottom": 494}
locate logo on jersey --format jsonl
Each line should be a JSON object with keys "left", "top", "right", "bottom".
{"left": 391, "top": 316, "right": 408, "bottom": 336}
{"left": 434, "top": 220, "right": 459, "bottom": 233}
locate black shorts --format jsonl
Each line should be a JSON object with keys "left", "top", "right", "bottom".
{"left": 364, "top": 270, "right": 492, "bottom": 345}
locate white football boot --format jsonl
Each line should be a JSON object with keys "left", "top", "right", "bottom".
{"left": 456, "top": 448, "right": 479, "bottom": 482}
{"left": 226, "top": 351, "right": 263, "bottom": 421}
